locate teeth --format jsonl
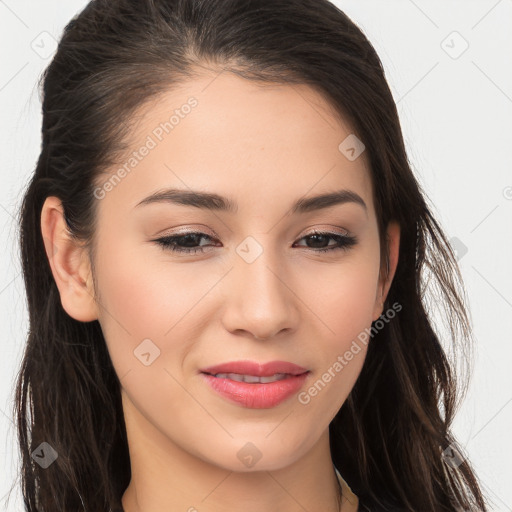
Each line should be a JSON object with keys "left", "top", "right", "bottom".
{"left": 213, "top": 372, "right": 289, "bottom": 383}
{"left": 259, "top": 374, "right": 287, "bottom": 383}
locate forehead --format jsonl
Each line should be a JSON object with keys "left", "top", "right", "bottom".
{"left": 97, "top": 70, "right": 374, "bottom": 219}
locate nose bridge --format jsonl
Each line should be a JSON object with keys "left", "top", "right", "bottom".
{"left": 223, "top": 234, "right": 297, "bottom": 339}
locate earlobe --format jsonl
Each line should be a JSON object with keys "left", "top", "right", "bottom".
{"left": 40, "top": 196, "right": 99, "bottom": 322}
{"left": 372, "top": 220, "right": 400, "bottom": 321}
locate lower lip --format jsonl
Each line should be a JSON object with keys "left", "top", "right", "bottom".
{"left": 200, "top": 372, "right": 309, "bottom": 409}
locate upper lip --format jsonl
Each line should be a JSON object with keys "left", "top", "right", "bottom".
{"left": 200, "top": 360, "right": 309, "bottom": 377}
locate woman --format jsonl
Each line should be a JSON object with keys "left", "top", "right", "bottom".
{"left": 14, "top": 0, "right": 489, "bottom": 510}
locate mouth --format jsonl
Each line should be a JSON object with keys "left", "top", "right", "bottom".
{"left": 199, "top": 360, "right": 310, "bottom": 409}
{"left": 200, "top": 359, "right": 308, "bottom": 377}
{"left": 203, "top": 372, "right": 298, "bottom": 383}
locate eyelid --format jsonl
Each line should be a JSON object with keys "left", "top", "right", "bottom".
{"left": 298, "top": 225, "right": 351, "bottom": 237}
{"left": 157, "top": 225, "right": 218, "bottom": 238}
{"left": 157, "top": 225, "right": 352, "bottom": 241}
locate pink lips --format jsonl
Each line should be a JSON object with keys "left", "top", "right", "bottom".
{"left": 200, "top": 360, "right": 310, "bottom": 409}
{"left": 201, "top": 360, "right": 308, "bottom": 377}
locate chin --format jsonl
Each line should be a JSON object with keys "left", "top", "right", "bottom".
{"left": 197, "top": 435, "right": 310, "bottom": 473}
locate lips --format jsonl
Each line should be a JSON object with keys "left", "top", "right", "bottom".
{"left": 199, "top": 360, "right": 310, "bottom": 409}
{"left": 200, "top": 360, "right": 308, "bottom": 377}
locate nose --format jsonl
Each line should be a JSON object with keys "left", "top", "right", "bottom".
{"left": 221, "top": 244, "right": 299, "bottom": 341}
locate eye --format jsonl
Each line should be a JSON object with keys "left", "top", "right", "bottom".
{"left": 152, "top": 230, "right": 357, "bottom": 254}
{"left": 152, "top": 232, "right": 218, "bottom": 254}
{"left": 293, "top": 230, "right": 357, "bottom": 253}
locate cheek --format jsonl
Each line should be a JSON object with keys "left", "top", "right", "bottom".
{"left": 97, "top": 226, "right": 219, "bottom": 328}
{"left": 93, "top": 240, "right": 199, "bottom": 369}
{"left": 296, "top": 246, "right": 380, "bottom": 403}
{"left": 294, "top": 263, "right": 377, "bottom": 431}
{"left": 300, "top": 249, "right": 380, "bottom": 347}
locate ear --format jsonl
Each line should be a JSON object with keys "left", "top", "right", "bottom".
{"left": 372, "top": 220, "right": 400, "bottom": 321}
{"left": 40, "top": 196, "right": 99, "bottom": 322}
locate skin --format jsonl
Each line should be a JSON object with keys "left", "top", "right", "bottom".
{"left": 41, "top": 70, "right": 400, "bottom": 512}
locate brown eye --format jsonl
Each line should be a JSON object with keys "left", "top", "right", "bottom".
{"left": 152, "top": 230, "right": 357, "bottom": 255}
{"left": 293, "top": 231, "right": 357, "bottom": 253}
{"left": 152, "top": 232, "right": 218, "bottom": 254}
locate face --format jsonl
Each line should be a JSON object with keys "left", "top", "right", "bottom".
{"left": 87, "top": 71, "right": 392, "bottom": 472}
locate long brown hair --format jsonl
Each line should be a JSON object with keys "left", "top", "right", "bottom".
{"left": 12, "top": 0, "right": 489, "bottom": 510}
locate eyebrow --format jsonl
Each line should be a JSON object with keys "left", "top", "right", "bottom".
{"left": 134, "top": 188, "right": 367, "bottom": 215}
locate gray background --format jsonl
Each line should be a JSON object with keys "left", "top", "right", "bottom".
{"left": 1, "top": 0, "right": 511, "bottom": 510}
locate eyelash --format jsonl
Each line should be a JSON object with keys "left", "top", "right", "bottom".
{"left": 152, "top": 230, "right": 357, "bottom": 255}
